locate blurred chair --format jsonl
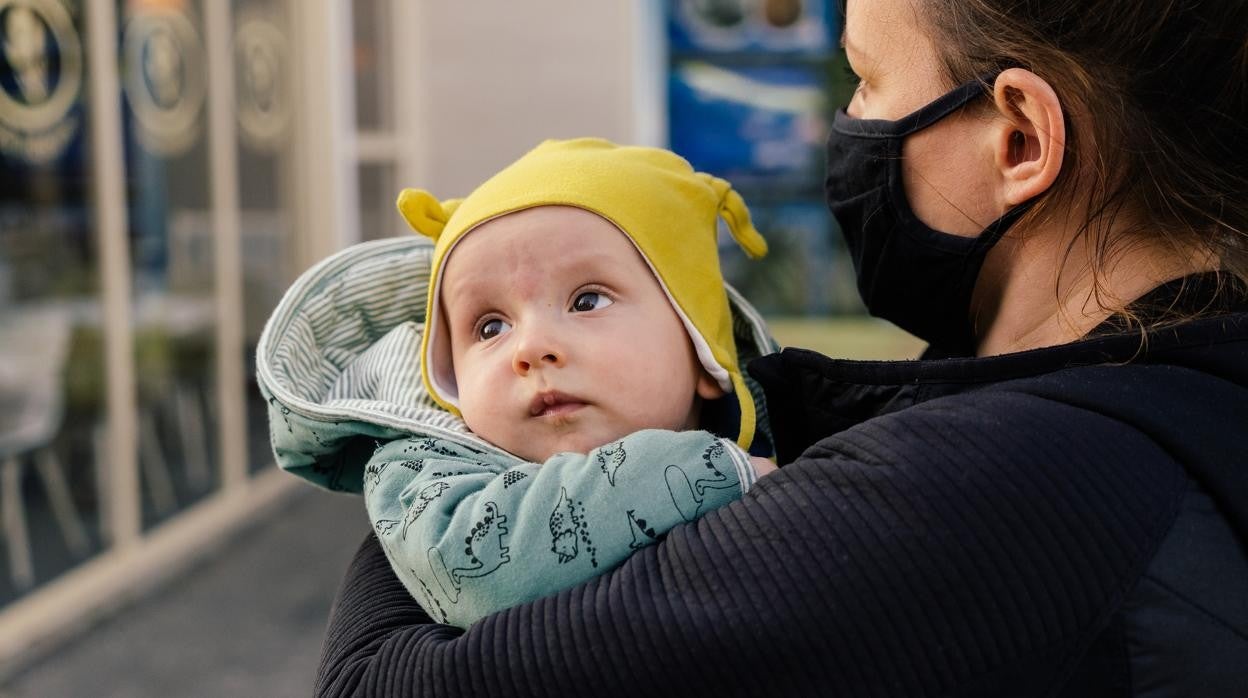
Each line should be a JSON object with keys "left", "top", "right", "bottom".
{"left": 0, "top": 305, "right": 87, "bottom": 591}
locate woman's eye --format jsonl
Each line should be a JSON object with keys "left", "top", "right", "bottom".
{"left": 477, "top": 318, "right": 511, "bottom": 341}
{"left": 571, "top": 291, "right": 613, "bottom": 312}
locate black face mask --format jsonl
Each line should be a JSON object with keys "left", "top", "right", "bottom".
{"left": 825, "top": 78, "right": 1032, "bottom": 356}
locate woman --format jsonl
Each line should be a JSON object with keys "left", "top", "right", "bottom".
{"left": 313, "top": 1, "right": 1248, "bottom": 695}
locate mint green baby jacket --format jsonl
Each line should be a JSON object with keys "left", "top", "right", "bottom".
{"left": 256, "top": 236, "right": 777, "bottom": 628}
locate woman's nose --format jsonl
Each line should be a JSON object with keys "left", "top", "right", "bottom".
{"left": 511, "top": 323, "right": 565, "bottom": 375}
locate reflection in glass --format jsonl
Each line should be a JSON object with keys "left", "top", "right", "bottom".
{"left": 0, "top": 0, "right": 106, "bottom": 605}
{"left": 358, "top": 163, "right": 399, "bottom": 241}
{"left": 119, "top": 0, "right": 219, "bottom": 528}
{"left": 352, "top": 0, "right": 390, "bottom": 131}
{"left": 233, "top": 0, "right": 296, "bottom": 474}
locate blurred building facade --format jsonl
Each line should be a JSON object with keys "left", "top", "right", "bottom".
{"left": 0, "top": 0, "right": 853, "bottom": 673}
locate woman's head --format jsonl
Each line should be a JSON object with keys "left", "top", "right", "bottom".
{"left": 838, "top": 0, "right": 1248, "bottom": 352}
{"left": 837, "top": 0, "right": 1247, "bottom": 342}
{"left": 920, "top": 0, "right": 1248, "bottom": 303}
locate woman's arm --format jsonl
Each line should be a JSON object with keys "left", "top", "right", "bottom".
{"left": 364, "top": 430, "right": 756, "bottom": 628}
{"left": 315, "top": 532, "right": 451, "bottom": 697}
{"left": 319, "top": 391, "right": 1184, "bottom": 698}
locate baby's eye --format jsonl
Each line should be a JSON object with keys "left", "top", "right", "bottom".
{"left": 477, "top": 318, "right": 511, "bottom": 341}
{"left": 571, "top": 291, "right": 613, "bottom": 312}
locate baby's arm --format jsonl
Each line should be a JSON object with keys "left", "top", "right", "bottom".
{"left": 363, "top": 429, "right": 758, "bottom": 629}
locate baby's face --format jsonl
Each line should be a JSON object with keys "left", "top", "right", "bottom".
{"left": 440, "top": 206, "right": 722, "bottom": 462}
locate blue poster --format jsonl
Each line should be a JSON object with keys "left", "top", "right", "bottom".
{"left": 667, "top": 0, "right": 837, "bottom": 55}
{"left": 666, "top": 0, "right": 853, "bottom": 315}
{"left": 718, "top": 201, "right": 844, "bottom": 315}
{"left": 669, "top": 61, "right": 826, "bottom": 187}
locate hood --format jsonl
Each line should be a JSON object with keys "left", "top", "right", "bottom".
{"left": 256, "top": 235, "right": 777, "bottom": 493}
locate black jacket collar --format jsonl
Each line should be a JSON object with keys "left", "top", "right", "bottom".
{"left": 749, "top": 275, "right": 1248, "bottom": 544}
{"left": 748, "top": 275, "right": 1248, "bottom": 463}
{"left": 751, "top": 273, "right": 1248, "bottom": 392}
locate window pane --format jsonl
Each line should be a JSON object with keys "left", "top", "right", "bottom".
{"left": 0, "top": 0, "right": 107, "bottom": 604}
{"left": 358, "top": 163, "right": 401, "bottom": 241}
{"left": 119, "top": 0, "right": 219, "bottom": 527}
{"left": 352, "top": 0, "right": 391, "bottom": 131}
{"left": 233, "top": 0, "right": 297, "bottom": 474}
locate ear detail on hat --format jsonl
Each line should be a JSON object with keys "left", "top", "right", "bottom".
{"left": 441, "top": 198, "right": 463, "bottom": 220}
{"left": 719, "top": 187, "right": 768, "bottom": 260}
{"left": 697, "top": 173, "right": 768, "bottom": 260}
{"left": 397, "top": 189, "right": 462, "bottom": 241}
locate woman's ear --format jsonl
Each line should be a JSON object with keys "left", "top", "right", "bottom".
{"left": 991, "top": 68, "right": 1065, "bottom": 206}
{"left": 696, "top": 371, "right": 727, "bottom": 401}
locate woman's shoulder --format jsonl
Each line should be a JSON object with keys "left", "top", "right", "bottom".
{"left": 796, "top": 379, "right": 1182, "bottom": 482}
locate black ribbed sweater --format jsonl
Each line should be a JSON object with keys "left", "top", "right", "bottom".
{"left": 314, "top": 286, "right": 1248, "bottom": 697}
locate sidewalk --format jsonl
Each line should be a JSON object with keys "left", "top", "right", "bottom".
{"left": 0, "top": 485, "right": 368, "bottom": 698}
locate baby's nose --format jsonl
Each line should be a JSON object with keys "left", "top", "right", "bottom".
{"left": 511, "top": 325, "right": 565, "bottom": 375}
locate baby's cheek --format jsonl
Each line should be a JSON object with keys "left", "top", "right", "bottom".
{"left": 620, "top": 388, "right": 697, "bottom": 434}
{"left": 459, "top": 399, "right": 503, "bottom": 444}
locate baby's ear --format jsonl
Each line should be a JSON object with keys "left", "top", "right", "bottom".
{"left": 397, "top": 189, "right": 462, "bottom": 241}
{"left": 696, "top": 370, "right": 727, "bottom": 400}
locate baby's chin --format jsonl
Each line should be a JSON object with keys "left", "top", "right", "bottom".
{"left": 512, "top": 440, "right": 607, "bottom": 463}
{"left": 507, "top": 430, "right": 629, "bottom": 463}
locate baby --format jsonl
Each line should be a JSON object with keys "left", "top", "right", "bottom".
{"left": 364, "top": 139, "right": 776, "bottom": 628}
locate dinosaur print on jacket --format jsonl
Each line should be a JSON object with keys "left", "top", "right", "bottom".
{"left": 428, "top": 501, "right": 511, "bottom": 604}
{"left": 364, "top": 461, "right": 388, "bottom": 491}
{"left": 627, "top": 509, "right": 658, "bottom": 550}
{"left": 597, "top": 441, "right": 627, "bottom": 486}
{"left": 549, "top": 487, "right": 598, "bottom": 567}
{"left": 400, "top": 481, "right": 451, "bottom": 540}
{"left": 665, "top": 441, "right": 740, "bottom": 522}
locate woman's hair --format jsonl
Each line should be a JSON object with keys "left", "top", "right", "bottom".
{"left": 917, "top": 0, "right": 1248, "bottom": 321}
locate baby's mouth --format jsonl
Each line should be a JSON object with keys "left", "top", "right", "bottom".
{"left": 529, "top": 391, "right": 588, "bottom": 418}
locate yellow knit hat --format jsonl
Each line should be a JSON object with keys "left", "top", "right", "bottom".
{"left": 397, "top": 137, "right": 767, "bottom": 449}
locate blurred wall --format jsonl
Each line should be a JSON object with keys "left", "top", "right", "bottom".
{"left": 416, "top": 2, "right": 646, "bottom": 196}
